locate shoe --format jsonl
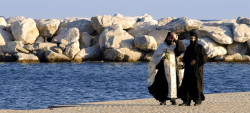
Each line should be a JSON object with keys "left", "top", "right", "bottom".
{"left": 160, "top": 101, "right": 166, "bottom": 105}
{"left": 179, "top": 103, "right": 190, "bottom": 106}
{"left": 170, "top": 99, "right": 177, "bottom": 105}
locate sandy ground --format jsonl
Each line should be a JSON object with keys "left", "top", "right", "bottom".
{"left": 0, "top": 92, "right": 249, "bottom": 113}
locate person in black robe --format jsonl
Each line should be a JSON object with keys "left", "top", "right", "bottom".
{"left": 148, "top": 32, "right": 185, "bottom": 105}
{"left": 178, "top": 31, "right": 207, "bottom": 106}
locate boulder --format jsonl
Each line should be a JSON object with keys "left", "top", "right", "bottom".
{"left": 35, "top": 36, "right": 45, "bottom": 43}
{"left": 63, "top": 41, "right": 80, "bottom": 59}
{"left": 51, "top": 47, "right": 63, "bottom": 54}
{"left": 57, "top": 17, "right": 93, "bottom": 35}
{"left": 11, "top": 18, "right": 39, "bottom": 44}
{"left": 128, "top": 21, "right": 157, "bottom": 37}
{"left": 134, "top": 35, "right": 157, "bottom": 51}
{"left": 157, "top": 17, "right": 176, "bottom": 27}
{"left": 181, "top": 38, "right": 227, "bottom": 58}
{"left": 17, "top": 53, "right": 39, "bottom": 63}
{"left": 91, "top": 14, "right": 136, "bottom": 33}
{"left": 23, "top": 44, "right": 35, "bottom": 52}
{"left": 35, "top": 19, "right": 60, "bottom": 38}
{"left": 198, "top": 26, "right": 233, "bottom": 44}
{"left": 236, "top": 17, "right": 250, "bottom": 25}
{"left": 45, "top": 49, "right": 70, "bottom": 62}
{"left": 159, "top": 17, "right": 202, "bottom": 34}
{"left": 215, "top": 53, "right": 250, "bottom": 62}
{"left": 0, "top": 29, "right": 13, "bottom": 46}
{"left": 6, "top": 16, "right": 25, "bottom": 25}
{"left": 0, "top": 17, "right": 7, "bottom": 29}
{"left": 148, "top": 30, "right": 169, "bottom": 45}
{"left": 74, "top": 46, "right": 101, "bottom": 61}
{"left": 52, "top": 27, "right": 80, "bottom": 45}
{"left": 202, "top": 19, "right": 237, "bottom": 29}
{"left": 227, "top": 42, "right": 249, "bottom": 55}
{"left": 143, "top": 52, "right": 154, "bottom": 61}
{"left": 33, "top": 42, "right": 57, "bottom": 50}
{"left": 233, "top": 24, "right": 250, "bottom": 42}
{"left": 104, "top": 48, "right": 143, "bottom": 62}
{"left": 135, "top": 14, "right": 158, "bottom": 24}
{"left": 80, "top": 32, "right": 92, "bottom": 49}
{"left": 1, "top": 41, "right": 24, "bottom": 54}
{"left": 198, "top": 38, "right": 227, "bottom": 58}
{"left": 99, "top": 24, "right": 134, "bottom": 49}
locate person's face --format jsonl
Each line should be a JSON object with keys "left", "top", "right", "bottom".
{"left": 167, "top": 35, "right": 174, "bottom": 43}
{"left": 190, "top": 36, "right": 196, "bottom": 43}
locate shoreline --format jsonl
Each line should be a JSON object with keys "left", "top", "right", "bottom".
{"left": 1, "top": 92, "right": 249, "bottom": 113}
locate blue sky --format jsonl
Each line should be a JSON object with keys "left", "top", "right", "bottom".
{"left": 1, "top": 0, "right": 250, "bottom": 20}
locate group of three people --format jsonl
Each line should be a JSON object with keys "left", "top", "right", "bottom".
{"left": 147, "top": 31, "right": 207, "bottom": 106}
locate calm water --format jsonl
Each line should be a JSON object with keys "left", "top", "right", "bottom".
{"left": 0, "top": 62, "right": 249, "bottom": 110}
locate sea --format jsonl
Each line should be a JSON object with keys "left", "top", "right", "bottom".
{"left": 0, "top": 62, "right": 249, "bottom": 109}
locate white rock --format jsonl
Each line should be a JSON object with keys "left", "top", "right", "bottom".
{"left": 52, "top": 27, "right": 80, "bottom": 45}
{"left": 236, "top": 17, "right": 250, "bottom": 25}
{"left": 11, "top": 18, "right": 39, "bottom": 44}
{"left": 35, "top": 19, "right": 60, "bottom": 38}
{"left": 227, "top": 42, "right": 249, "bottom": 55}
{"left": 159, "top": 17, "right": 202, "bottom": 33}
{"left": 181, "top": 38, "right": 227, "bottom": 58}
{"left": 99, "top": 24, "right": 134, "bottom": 49}
{"left": 198, "top": 38, "right": 227, "bottom": 58}
{"left": 135, "top": 14, "right": 158, "bottom": 24}
{"left": 143, "top": 52, "right": 154, "bottom": 61}
{"left": 128, "top": 21, "right": 157, "bottom": 37}
{"left": 157, "top": 17, "right": 176, "bottom": 27}
{"left": 1, "top": 41, "right": 24, "bottom": 54}
{"left": 148, "top": 30, "right": 169, "bottom": 45}
{"left": 202, "top": 19, "right": 237, "bottom": 29}
{"left": 0, "top": 17, "right": 7, "bottom": 29}
{"left": 91, "top": 14, "right": 136, "bottom": 33}
{"left": 45, "top": 49, "right": 70, "bottom": 62}
{"left": 7, "top": 16, "right": 25, "bottom": 24}
{"left": 80, "top": 32, "right": 92, "bottom": 49}
{"left": 17, "top": 53, "right": 39, "bottom": 63}
{"left": 57, "top": 17, "right": 93, "bottom": 35}
{"left": 233, "top": 24, "right": 250, "bottom": 42}
{"left": 35, "top": 36, "right": 45, "bottom": 43}
{"left": 74, "top": 46, "right": 101, "bottom": 61}
{"left": 104, "top": 48, "right": 143, "bottom": 62}
{"left": 0, "top": 29, "right": 14, "bottom": 46}
{"left": 63, "top": 41, "right": 80, "bottom": 59}
{"left": 33, "top": 42, "right": 57, "bottom": 50}
{"left": 198, "top": 26, "right": 233, "bottom": 44}
{"left": 134, "top": 35, "right": 157, "bottom": 51}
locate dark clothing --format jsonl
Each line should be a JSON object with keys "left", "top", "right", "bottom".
{"left": 178, "top": 44, "right": 207, "bottom": 103}
{"left": 148, "top": 40, "right": 185, "bottom": 102}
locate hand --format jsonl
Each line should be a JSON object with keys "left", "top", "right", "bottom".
{"left": 191, "top": 60, "right": 196, "bottom": 65}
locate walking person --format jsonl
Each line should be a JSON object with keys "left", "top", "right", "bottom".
{"left": 178, "top": 31, "right": 207, "bottom": 106}
{"left": 147, "top": 32, "right": 185, "bottom": 105}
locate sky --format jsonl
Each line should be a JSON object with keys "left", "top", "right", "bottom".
{"left": 0, "top": 0, "right": 250, "bottom": 20}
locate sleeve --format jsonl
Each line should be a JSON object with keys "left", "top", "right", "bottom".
{"left": 174, "top": 40, "right": 185, "bottom": 57}
{"left": 198, "top": 45, "right": 207, "bottom": 66}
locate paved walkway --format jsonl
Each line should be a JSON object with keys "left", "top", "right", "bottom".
{"left": 0, "top": 92, "right": 249, "bottom": 113}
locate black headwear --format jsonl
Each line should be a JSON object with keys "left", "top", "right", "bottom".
{"left": 190, "top": 31, "right": 198, "bottom": 45}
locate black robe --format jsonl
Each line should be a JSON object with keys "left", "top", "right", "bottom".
{"left": 148, "top": 40, "right": 185, "bottom": 102}
{"left": 178, "top": 44, "right": 207, "bottom": 102}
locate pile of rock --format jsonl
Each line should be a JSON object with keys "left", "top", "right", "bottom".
{"left": 0, "top": 14, "right": 249, "bottom": 62}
